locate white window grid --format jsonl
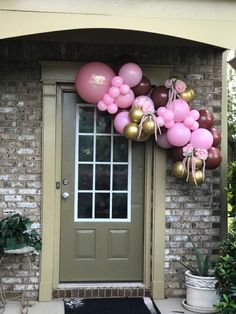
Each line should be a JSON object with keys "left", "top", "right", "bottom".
{"left": 74, "top": 104, "right": 132, "bottom": 222}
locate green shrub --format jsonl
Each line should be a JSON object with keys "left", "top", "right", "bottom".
{"left": 214, "top": 218, "right": 236, "bottom": 313}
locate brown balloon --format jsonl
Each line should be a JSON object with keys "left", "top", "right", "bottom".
{"left": 188, "top": 170, "right": 204, "bottom": 185}
{"left": 210, "top": 126, "right": 221, "bottom": 147}
{"left": 171, "top": 147, "right": 184, "bottom": 161}
{"left": 142, "top": 119, "right": 156, "bottom": 136}
{"left": 197, "top": 109, "right": 214, "bottom": 129}
{"left": 132, "top": 76, "right": 152, "bottom": 96}
{"left": 151, "top": 85, "right": 169, "bottom": 109}
{"left": 205, "top": 147, "right": 222, "bottom": 170}
{"left": 172, "top": 161, "right": 187, "bottom": 179}
{"left": 123, "top": 122, "right": 139, "bottom": 140}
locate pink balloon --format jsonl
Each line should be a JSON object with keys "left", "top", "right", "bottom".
{"left": 165, "top": 120, "right": 175, "bottom": 129}
{"left": 75, "top": 62, "right": 115, "bottom": 103}
{"left": 184, "top": 116, "right": 195, "bottom": 128}
{"left": 97, "top": 100, "right": 107, "bottom": 111}
{"left": 103, "top": 93, "right": 114, "bottom": 105}
{"left": 109, "top": 86, "right": 120, "bottom": 98}
{"left": 163, "top": 110, "right": 174, "bottom": 122}
{"left": 120, "top": 84, "right": 130, "bottom": 95}
{"left": 168, "top": 99, "right": 190, "bottom": 122}
{"left": 191, "top": 121, "right": 199, "bottom": 131}
{"left": 114, "top": 111, "right": 131, "bottom": 134}
{"left": 190, "top": 109, "right": 200, "bottom": 120}
{"left": 157, "top": 107, "right": 167, "bottom": 116}
{"left": 167, "top": 123, "right": 191, "bottom": 147}
{"left": 107, "top": 103, "right": 118, "bottom": 114}
{"left": 119, "top": 63, "right": 143, "bottom": 88}
{"left": 190, "top": 128, "right": 214, "bottom": 149}
{"left": 156, "top": 133, "right": 173, "bottom": 149}
{"left": 156, "top": 116, "right": 165, "bottom": 127}
{"left": 115, "top": 89, "right": 135, "bottom": 109}
{"left": 112, "top": 76, "right": 123, "bottom": 88}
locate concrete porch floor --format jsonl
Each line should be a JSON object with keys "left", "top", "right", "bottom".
{"left": 3, "top": 298, "right": 194, "bottom": 314}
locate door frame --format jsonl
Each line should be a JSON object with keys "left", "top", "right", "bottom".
{"left": 39, "top": 61, "right": 167, "bottom": 301}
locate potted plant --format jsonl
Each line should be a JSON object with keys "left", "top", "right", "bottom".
{"left": 0, "top": 213, "right": 41, "bottom": 255}
{"left": 176, "top": 237, "right": 219, "bottom": 313}
{"left": 214, "top": 218, "right": 236, "bottom": 314}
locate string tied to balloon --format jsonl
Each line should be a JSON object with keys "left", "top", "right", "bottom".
{"left": 195, "top": 148, "right": 208, "bottom": 180}
{"left": 165, "top": 78, "right": 187, "bottom": 107}
{"left": 138, "top": 112, "right": 161, "bottom": 141}
{"left": 182, "top": 144, "right": 195, "bottom": 184}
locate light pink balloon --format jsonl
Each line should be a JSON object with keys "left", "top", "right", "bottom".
{"left": 168, "top": 99, "right": 190, "bottom": 122}
{"left": 97, "top": 100, "right": 107, "bottom": 111}
{"left": 103, "top": 93, "right": 114, "bottom": 105}
{"left": 184, "top": 116, "right": 195, "bottom": 128}
{"left": 165, "top": 120, "right": 175, "bottom": 129}
{"left": 120, "top": 84, "right": 130, "bottom": 95}
{"left": 119, "top": 63, "right": 143, "bottom": 88}
{"left": 114, "top": 111, "right": 131, "bottom": 134}
{"left": 163, "top": 110, "right": 174, "bottom": 122}
{"left": 156, "top": 133, "right": 173, "bottom": 149}
{"left": 190, "top": 109, "right": 200, "bottom": 120}
{"left": 107, "top": 103, "right": 118, "bottom": 114}
{"left": 112, "top": 76, "right": 123, "bottom": 87}
{"left": 75, "top": 62, "right": 115, "bottom": 103}
{"left": 190, "top": 128, "right": 214, "bottom": 149}
{"left": 156, "top": 116, "right": 165, "bottom": 127}
{"left": 109, "top": 86, "right": 120, "bottom": 98}
{"left": 115, "top": 89, "right": 135, "bottom": 109}
{"left": 191, "top": 121, "right": 199, "bottom": 131}
{"left": 167, "top": 123, "right": 191, "bottom": 147}
{"left": 157, "top": 107, "right": 167, "bottom": 116}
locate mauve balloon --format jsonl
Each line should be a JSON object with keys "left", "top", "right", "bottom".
{"left": 151, "top": 85, "right": 169, "bottom": 109}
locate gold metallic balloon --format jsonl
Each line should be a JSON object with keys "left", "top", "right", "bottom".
{"left": 188, "top": 170, "right": 204, "bottom": 185}
{"left": 172, "top": 161, "right": 187, "bottom": 179}
{"left": 136, "top": 132, "right": 150, "bottom": 142}
{"left": 123, "top": 122, "right": 139, "bottom": 140}
{"left": 142, "top": 119, "right": 155, "bottom": 136}
{"left": 189, "top": 157, "right": 203, "bottom": 170}
{"left": 180, "top": 88, "right": 196, "bottom": 103}
{"left": 129, "top": 107, "right": 144, "bottom": 123}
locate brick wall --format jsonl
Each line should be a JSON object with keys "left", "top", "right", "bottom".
{"left": 0, "top": 39, "right": 223, "bottom": 299}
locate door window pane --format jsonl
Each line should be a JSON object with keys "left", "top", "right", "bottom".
{"left": 79, "top": 136, "right": 93, "bottom": 161}
{"left": 78, "top": 193, "right": 92, "bottom": 218}
{"left": 96, "top": 110, "right": 111, "bottom": 133}
{"left": 113, "top": 165, "right": 128, "bottom": 190}
{"left": 79, "top": 107, "right": 94, "bottom": 133}
{"left": 112, "top": 193, "right": 128, "bottom": 218}
{"left": 78, "top": 164, "right": 93, "bottom": 190}
{"left": 113, "top": 137, "right": 128, "bottom": 162}
{"left": 95, "top": 165, "right": 110, "bottom": 190}
{"left": 96, "top": 136, "right": 111, "bottom": 161}
{"left": 95, "top": 193, "right": 110, "bottom": 218}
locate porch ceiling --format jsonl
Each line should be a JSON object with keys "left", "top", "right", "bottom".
{"left": 0, "top": 0, "right": 236, "bottom": 50}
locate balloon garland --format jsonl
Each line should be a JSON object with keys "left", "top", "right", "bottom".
{"left": 75, "top": 60, "right": 222, "bottom": 185}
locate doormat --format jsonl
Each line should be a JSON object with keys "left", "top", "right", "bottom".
{"left": 64, "top": 297, "right": 161, "bottom": 314}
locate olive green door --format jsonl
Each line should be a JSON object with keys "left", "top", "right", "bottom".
{"left": 59, "top": 91, "right": 145, "bottom": 282}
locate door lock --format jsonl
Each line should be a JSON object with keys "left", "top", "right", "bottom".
{"left": 62, "top": 192, "right": 70, "bottom": 199}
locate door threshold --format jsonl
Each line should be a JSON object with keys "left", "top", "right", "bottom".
{"left": 58, "top": 282, "right": 145, "bottom": 289}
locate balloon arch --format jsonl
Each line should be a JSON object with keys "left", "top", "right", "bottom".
{"left": 75, "top": 59, "right": 222, "bottom": 185}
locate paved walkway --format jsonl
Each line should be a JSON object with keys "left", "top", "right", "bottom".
{"left": 2, "top": 298, "right": 193, "bottom": 314}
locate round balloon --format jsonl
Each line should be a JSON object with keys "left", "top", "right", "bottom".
{"left": 75, "top": 62, "right": 115, "bottom": 103}
{"left": 156, "top": 133, "right": 173, "bottom": 149}
{"left": 115, "top": 89, "right": 135, "bottom": 109}
{"left": 119, "top": 63, "right": 142, "bottom": 88}
{"left": 113, "top": 55, "right": 138, "bottom": 74}
{"left": 197, "top": 109, "right": 214, "bottom": 129}
{"left": 171, "top": 147, "right": 184, "bottom": 161}
{"left": 132, "top": 76, "right": 152, "bottom": 96}
{"left": 151, "top": 85, "right": 169, "bottom": 109}
{"left": 172, "top": 161, "right": 187, "bottom": 179}
{"left": 167, "top": 123, "right": 191, "bottom": 147}
{"left": 114, "top": 111, "right": 131, "bottom": 134}
{"left": 123, "top": 122, "right": 139, "bottom": 140}
{"left": 209, "top": 126, "right": 221, "bottom": 147}
{"left": 190, "top": 128, "right": 213, "bottom": 149}
{"left": 168, "top": 99, "right": 190, "bottom": 123}
{"left": 188, "top": 170, "right": 204, "bottom": 185}
{"left": 180, "top": 88, "right": 196, "bottom": 103}
{"left": 205, "top": 147, "right": 222, "bottom": 169}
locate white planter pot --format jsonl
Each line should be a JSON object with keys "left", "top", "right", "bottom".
{"left": 183, "top": 270, "right": 219, "bottom": 313}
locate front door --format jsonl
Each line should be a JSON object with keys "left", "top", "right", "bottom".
{"left": 59, "top": 91, "right": 145, "bottom": 282}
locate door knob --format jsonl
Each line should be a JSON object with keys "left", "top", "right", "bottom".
{"left": 62, "top": 192, "right": 69, "bottom": 199}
